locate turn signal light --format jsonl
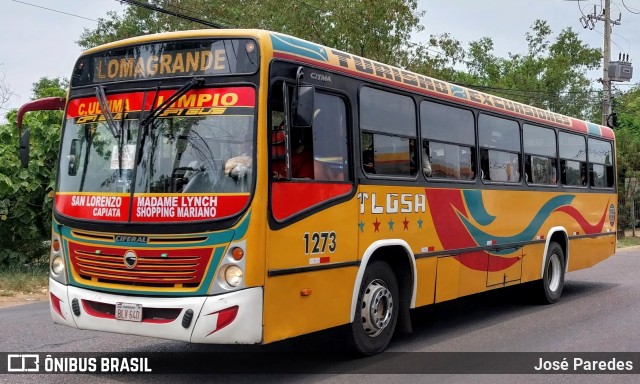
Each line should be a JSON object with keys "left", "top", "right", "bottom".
{"left": 231, "top": 247, "right": 244, "bottom": 261}
{"left": 52, "top": 238, "right": 60, "bottom": 252}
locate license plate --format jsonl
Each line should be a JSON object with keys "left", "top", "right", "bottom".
{"left": 115, "top": 302, "right": 143, "bottom": 322}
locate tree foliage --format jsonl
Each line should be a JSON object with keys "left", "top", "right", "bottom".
{"left": 79, "top": 4, "right": 605, "bottom": 121}
{"left": 611, "top": 86, "right": 640, "bottom": 233}
{"left": 0, "top": 78, "right": 66, "bottom": 265}
{"left": 78, "top": 0, "right": 424, "bottom": 67}
{"left": 442, "top": 20, "right": 602, "bottom": 121}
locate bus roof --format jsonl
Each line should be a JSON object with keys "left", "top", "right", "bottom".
{"left": 82, "top": 29, "right": 614, "bottom": 141}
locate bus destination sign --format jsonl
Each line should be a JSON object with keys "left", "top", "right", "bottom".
{"left": 93, "top": 49, "right": 228, "bottom": 83}
{"left": 72, "top": 39, "right": 258, "bottom": 86}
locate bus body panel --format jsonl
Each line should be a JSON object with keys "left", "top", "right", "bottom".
{"left": 262, "top": 267, "right": 357, "bottom": 343}
{"left": 263, "top": 197, "right": 359, "bottom": 343}
{"left": 567, "top": 236, "right": 616, "bottom": 271}
{"left": 412, "top": 258, "right": 438, "bottom": 307}
{"left": 521, "top": 243, "right": 546, "bottom": 283}
{"left": 357, "top": 184, "right": 616, "bottom": 304}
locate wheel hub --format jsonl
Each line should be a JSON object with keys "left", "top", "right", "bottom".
{"left": 360, "top": 279, "right": 394, "bottom": 337}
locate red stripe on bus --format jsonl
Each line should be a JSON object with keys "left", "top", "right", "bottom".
{"left": 271, "top": 182, "right": 351, "bottom": 221}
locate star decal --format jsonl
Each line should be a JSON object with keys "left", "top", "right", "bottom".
{"left": 388, "top": 218, "right": 395, "bottom": 231}
{"left": 417, "top": 218, "right": 424, "bottom": 229}
{"left": 403, "top": 217, "right": 410, "bottom": 230}
{"left": 373, "top": 218, "right": 381, "bottom": 232}
{"left": 358, "top": 220, "right": 365, "bottom": 233}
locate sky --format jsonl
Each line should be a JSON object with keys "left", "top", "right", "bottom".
{"left": 0, "top": 0, "right": 639, "bottom": 118}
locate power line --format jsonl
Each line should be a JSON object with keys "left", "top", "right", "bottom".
{"left": 10, "top": 0, "right": 98, "bottom": 22}
{"left": 118, "top": 0, "right": 226, "bottom": 29}
{"left": 146, "top": 0, "right": 234, "bottom": 28}
{"left": 621, "top": 0, "right": 640, "bottom": 13}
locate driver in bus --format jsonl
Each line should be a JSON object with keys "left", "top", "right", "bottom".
{"left": 272, "top": 124, "right": 314, "bottom": 179}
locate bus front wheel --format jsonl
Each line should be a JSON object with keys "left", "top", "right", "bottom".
{"left": 349, "top": 261, "right": 399, "bottom": 355}
{"left": 537, "top": 242, "right": 565, "bottom": 304}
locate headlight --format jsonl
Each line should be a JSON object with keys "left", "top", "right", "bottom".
{"left": 49, "top": 233, "right": 68, "bottom": 284}
{"left": 51, "top": 256, "right": 65, "bottom": 276}
{"left": 224, "top": 265, "right": 243, "bottom": 287}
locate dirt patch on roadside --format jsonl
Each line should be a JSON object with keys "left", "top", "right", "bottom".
{"left": 0, "top": 292, "right": 48, "bottom": 308}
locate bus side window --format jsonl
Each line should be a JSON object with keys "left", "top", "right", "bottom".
{"left": 271, "top": 91, "right": 349, "bottom": 182}
{"left": 311, "top": 93, "right": 349, "bottom": 182}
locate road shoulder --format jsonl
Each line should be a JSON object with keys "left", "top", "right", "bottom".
{"left": 0, "top": 293, "right": 48, "bottom": 308}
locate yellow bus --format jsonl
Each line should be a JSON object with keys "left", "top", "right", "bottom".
{"left": 17, "top": 29, "right": 617, "bottom": 355}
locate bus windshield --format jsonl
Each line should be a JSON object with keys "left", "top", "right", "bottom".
{"left": 56, "top": 86, "right": 255, "bottom": 223}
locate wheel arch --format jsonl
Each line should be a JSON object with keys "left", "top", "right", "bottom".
{"left": 541, "top": 227, "right": 569, "bottom": 278}
{"left": 350, "top": 240, "right": 417, "bottom": 323}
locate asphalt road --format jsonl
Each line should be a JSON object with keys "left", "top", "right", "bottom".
{"left": 1, "top": 247, "right": 639, "bottom": 383}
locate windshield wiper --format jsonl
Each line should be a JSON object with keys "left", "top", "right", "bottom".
{"left": 139, "top": 77, "right": 205, "bottom": 128}
{"left": 137, "top": 77, "right": 204, "bottom": 165}
{"left": 94, "top": 85, "right": 120, "bottom": 138}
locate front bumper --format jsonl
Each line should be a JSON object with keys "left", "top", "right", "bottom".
{"left": 49, "top": 278, "right": 263, "bottom": 344}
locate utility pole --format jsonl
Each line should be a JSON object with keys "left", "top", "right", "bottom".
{"left": 602, "top": 0, "right": 612, "bottom": 126}
{"left": 578, "top": 0, "right": 621, "bottom": 125}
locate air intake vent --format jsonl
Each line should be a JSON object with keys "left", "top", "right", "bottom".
{"left": 67, "top": 241, "right": 215, "bottom": 290}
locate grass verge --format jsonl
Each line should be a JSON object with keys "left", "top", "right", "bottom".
{"left": 617, "top": 235, "right": 640, "bottom": 248}
{"left": 0, "top": 263, "right": 48, "bottom": 297}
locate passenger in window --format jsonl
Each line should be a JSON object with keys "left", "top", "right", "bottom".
{"left": 421, "top": 142, "right": 432, "bottom": 177}
{"left": 363, "top": 149, "right": 375, "bottom": 174}
{"left": 224, "top": 154, "right": 252, "bottom": 179}
{"left": 291, "top": 128, "right": 314, "bottom": 178}
{"left": 224, "top": 133, "right": 253, "bottom": 180}
{"left": 480, "top": 151, "right": 490, "bottom": 181}
{"left": 505, "top": 161, "right": 513, "bottom": 182}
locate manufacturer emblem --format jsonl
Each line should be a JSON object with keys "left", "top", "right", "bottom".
{"left": 124, "top": 250, "right": 138, "bottom": 269}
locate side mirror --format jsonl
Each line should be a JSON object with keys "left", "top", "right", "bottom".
{"left": 19, "top": 129, "right": 30, "bottom": 168}
{"left": 292, "top": 85, "right": 314, "bottom": 128}
{"left": 291, "top": 67, "right": 314, "bottom": 128}
{"left": 16, "top": 97, "right": 66, "bottom": 168}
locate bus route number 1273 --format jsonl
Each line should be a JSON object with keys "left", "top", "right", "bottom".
{"left": 303, "top": 232, "right": 337, "bottom": 255}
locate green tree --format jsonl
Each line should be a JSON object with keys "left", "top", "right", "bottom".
{"left": 78, "top": 0, "right": 424, "bottom": 66}
{"left": 448, "top": 20, "right": 602, "bottom": 121}
{"left": 0, "top": 77, "right": 66, "bottom": 265}
{"left": 611, "top": 86, "right": 640, "bottom": 233}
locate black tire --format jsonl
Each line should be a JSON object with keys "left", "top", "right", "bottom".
{"left": 536, "top": 242, "right": 565, "bottom": 304}
{"left": 349, "top": 261, "right": 399, "bottom": 355}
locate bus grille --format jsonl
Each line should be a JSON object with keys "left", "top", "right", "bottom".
{"left": 67, "top": 241, "right": 214, "bottom": 289}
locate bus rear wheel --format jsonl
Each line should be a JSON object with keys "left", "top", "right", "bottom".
{"left": 536, "top": 242, "right": 565, "bottom": 304}
{"left": 349, "top": 261, "right": 399, "bottom": 355}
